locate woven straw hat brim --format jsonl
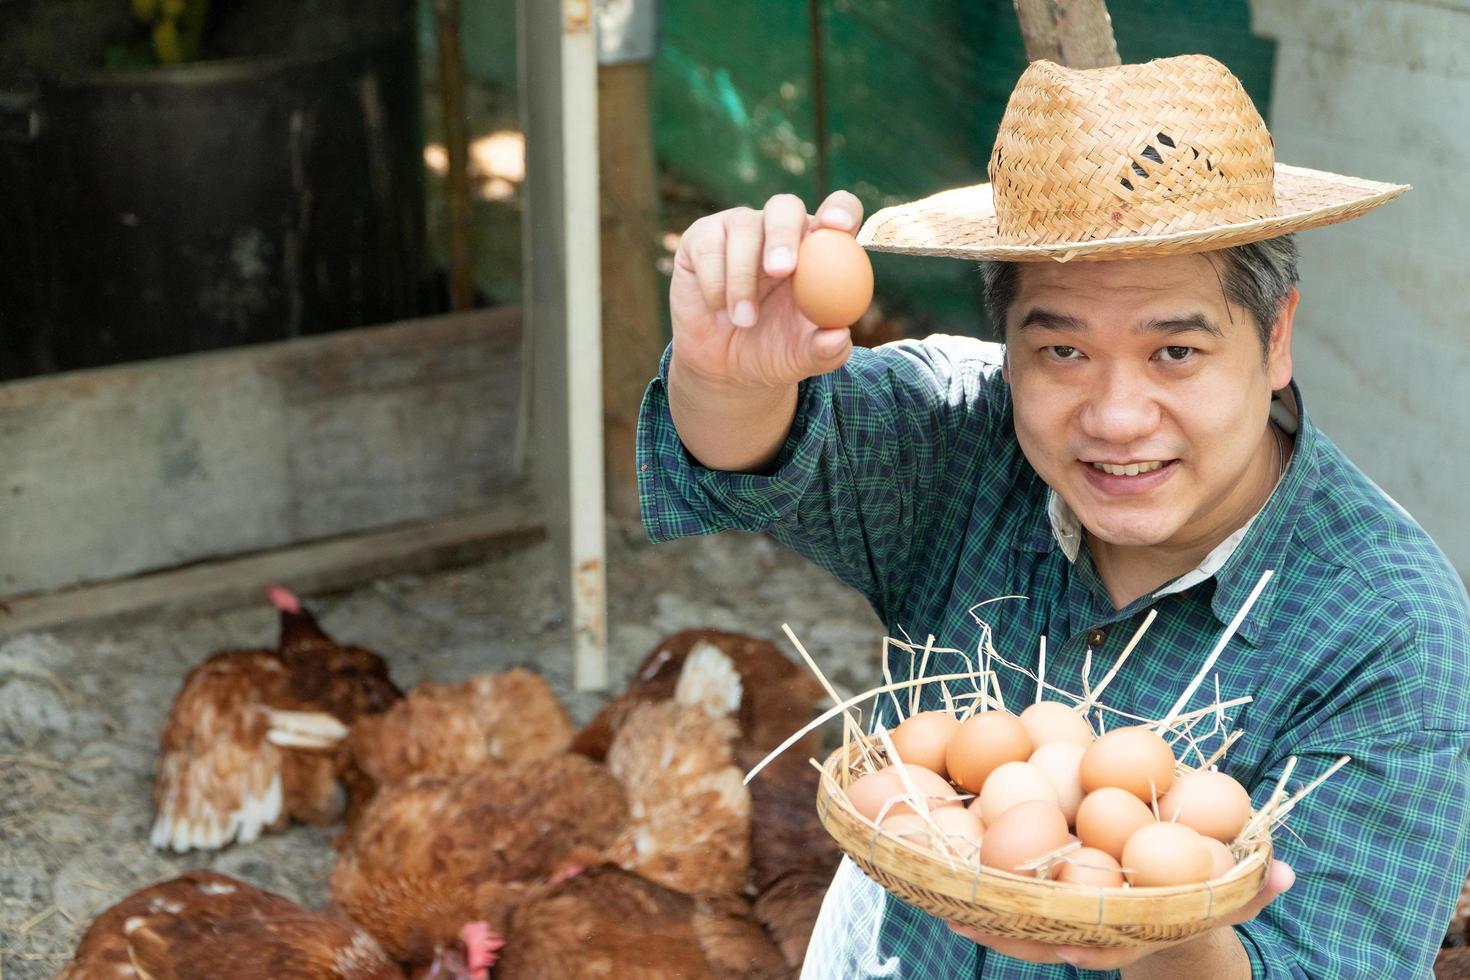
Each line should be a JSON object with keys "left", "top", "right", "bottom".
{"left": 856, "top": 163, "right": 1408, "bottom": 263}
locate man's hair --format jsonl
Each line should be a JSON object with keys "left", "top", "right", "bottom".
{"left": 978, "top": 234, "right": 1300, "bottom": 357}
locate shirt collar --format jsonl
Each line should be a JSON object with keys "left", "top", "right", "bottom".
{"left": 1027, "top": 382, "right": 1315, "bottom": 644}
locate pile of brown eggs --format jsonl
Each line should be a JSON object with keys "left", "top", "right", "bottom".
{"left": 845, "top": 702, "right": 1253, "bottom": 887}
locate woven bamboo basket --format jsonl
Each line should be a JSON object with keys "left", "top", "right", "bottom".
{"left": 750, "top": 578, "right": 1344, "bottom": 948}
{"left": 814, "top": 740, "right": 1273, "bottom": 947}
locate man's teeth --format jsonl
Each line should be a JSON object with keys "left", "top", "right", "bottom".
{"left": 1092, "top": 460, "right": 1166, "bottom": 477}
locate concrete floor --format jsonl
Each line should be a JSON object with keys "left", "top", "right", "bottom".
{"left": 0, "top": 518, "right": 883, "bottom": 977}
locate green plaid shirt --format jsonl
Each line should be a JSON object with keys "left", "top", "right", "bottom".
{"left": 636, "top": 337, "right": 1470, "bottom": 979}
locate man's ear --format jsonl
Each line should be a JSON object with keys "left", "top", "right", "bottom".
{"left": 1267, "top": 286, "right": 1298, "bottom": 391}
{"left": 1001, "top": 346, "right": 1011, "bottom": 384}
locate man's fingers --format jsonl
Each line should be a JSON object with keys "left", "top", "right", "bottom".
{"left": 722, "top": 207, "right": 764, "bottom": 328}
{"left": 807, "top": 324, "right": 853, "bottom": 373}
{"left": 1225, "top": 859, "right": 1295, "bottom": 926}
{"left": 676, "top": 215, "right": 729, "bottom": 316}
{"left": 761, "top": 194, "right": 808, "bottom": 278}
{"left": 812, "top": 189, "right": 864, "bottom": 234}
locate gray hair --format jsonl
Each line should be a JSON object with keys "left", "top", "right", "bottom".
{"left": 978, "top": 234, "right": 1300, "bottom": 357}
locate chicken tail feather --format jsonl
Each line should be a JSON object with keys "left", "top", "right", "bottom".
{"left": 673, "top": 642, "right": 743, "bottom": 718}
{"left": 264, "top": 708, "right": 349, "bottom": 749}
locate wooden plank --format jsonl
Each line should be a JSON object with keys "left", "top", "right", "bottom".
{"left": 597, "top": 61, "right": 664, "bottom": 520}
{"left": 0, "top": 487, "right": 543, "bottom": 638}
{"left": 519, "top": 0, "right": 609, "bottom": 690}
{"left": 0, "top": 307, "right": 523, "bottom": 597}
{"left": 1013, "top": 0, "right": 1121, "bottom": 68}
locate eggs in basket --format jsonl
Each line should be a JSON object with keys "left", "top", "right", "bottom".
{"left": 748, "top": 575, "right": 1348, "bottom": 946}
{"left": 847, "top": 707, "right": 1251, "bottom": 889}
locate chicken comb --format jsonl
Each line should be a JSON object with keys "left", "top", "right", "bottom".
{"left": 461, "top": 921, "right": 505, "bottom": 973}
{"left": 265, "top": 584, "right": 302, "bottom": 615}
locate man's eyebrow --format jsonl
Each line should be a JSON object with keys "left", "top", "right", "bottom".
{"left": 1015, "top": 308, "right": 1087, "bottom": 333}
{"left": 1140, "top": 313, "right": 1224, "bottom": 338}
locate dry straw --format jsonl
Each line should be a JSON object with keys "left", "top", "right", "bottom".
{"left": 856, "top": 54, "right": 1408, "bottom": 264}
{"left": 750, "top": 570, "right": 1350, "bottom": 947}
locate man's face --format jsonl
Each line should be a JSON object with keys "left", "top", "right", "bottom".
{"left": 1002, "top": 252, "right": 1296, "bottom": 556}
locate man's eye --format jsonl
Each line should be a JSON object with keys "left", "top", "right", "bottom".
{"left": 1157, "top": 345, "right": 1195, "bottom": 362}
{"left": 1047, "top": 345, "right": 1081, "bottom": 360}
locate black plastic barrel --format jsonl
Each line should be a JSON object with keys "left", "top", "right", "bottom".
{"left": 0, "top": 2, "right": 425, "bottom": 380}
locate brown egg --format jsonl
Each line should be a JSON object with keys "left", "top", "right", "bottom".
{"left": 1074, "top": 787, "right": 1155, "bottom": 861}
{"left": 945, "top": 711, "right": 1033, "bottom": 793}
{"left": 931, "top": 805, "right": 985, "bottom": 859}
{"left": 1159, "top": 770, "right": 1252, "bottom": 842}
{"left": 882, "top": 806, "right": 984, "bottom": 861}
{"left": 879, "top": 812, "right": 931, "bottom": 846}
{"left": 1079, "top": 726, "right": 1177, "bottom": 803}
{"left": 889, "top": 711, "right": 961, "bottom": 777}
{"left": 1054, "top": 846, "right": 1125, "bottom": 888}
{"left": 1018, "top": 700, "right": 1096, "bottom": 748}
{"left": 845, "top": 764, "right": 959, "bottom": 822}
{"left": 1202, "top": 836, "right": 1236, "bottom": 879}
{"left": 1122, "top": 822, "right": 1213, "bottom": 887}
{"left": 976, "top": 761, "right": 1059, "bottom": 826}
{"left": 980, "top": 800, "right": 1070, "bottom": 877}
{"left": 1028, "top": 742, "right": 1087, "bottom": 825}
{"left": 846, "top": 768, "right": 901, "bottom": 822}
{"left": 792, "top": 229, "right": 874, "bottom": 329}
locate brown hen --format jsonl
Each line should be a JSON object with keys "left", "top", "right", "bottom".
{"left": 573, "top": 629, "right": 837, "bottom": 966}
{"left": 602, "top": 699, "right": 749, "bottom": 895}
{"left": 150, "top": 587, "right": 402, "bottom": 852}
{"left": 343, "top": 667, "right": 574, "bottom": 820}
{"left": 332, "top": 646, "right": 756, "bottom": 968}
{"left": 572, "top": 628, "right": 825, "bottom": 766}
{"left": 495, "top": 866, "right": 788, "bottom": 980}
{"left": 329, "top": 752, "right": 628, "bottom": 970}
{"left": 54, "top": 869, "right": 418, "bottom": 980}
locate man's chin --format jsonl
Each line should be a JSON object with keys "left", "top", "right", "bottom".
{"left": 1073, "top": 508, "right": 1182, "bottom": 550}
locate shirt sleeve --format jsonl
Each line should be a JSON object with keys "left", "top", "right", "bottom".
{"left": 1233, "top": 636, "right": 1470, "bottom": 976}
{"left": 635, "top": 337, "right": 1008, "bottom": 621}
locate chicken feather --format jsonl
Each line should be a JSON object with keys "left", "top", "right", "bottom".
{"left": 329, "top": 753, "right": 627, "bottom": 968}
{"left": 603, "top": 701, "right": 750, "bottom": 897}
{"left": 495, "top": 866, "right": 788, "bottom": 980}
{"left": 55, "top": 870, "right": 403, "bottom": 980}
{"left": 344, "top": 668, "right": 574, "bottom": 815}
{"left": 150, "top": 588, "right": 402, "bottom": 853}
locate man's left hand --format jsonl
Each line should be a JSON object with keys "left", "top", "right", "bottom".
{"left": 947, "top": 859, "right": 1294, "bottom": 971}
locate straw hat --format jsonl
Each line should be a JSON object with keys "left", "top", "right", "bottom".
{"left": 856, "top": 54, "right": 1408, "bottom": 263}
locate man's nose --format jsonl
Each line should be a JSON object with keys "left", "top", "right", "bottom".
{"left": 1078, "top": 367, "right": 1162, "bottom": 445}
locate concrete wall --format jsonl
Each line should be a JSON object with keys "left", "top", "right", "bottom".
{"left": 0, "top": 309, "right": 522, "bottom": 598}
{"left": 1253, "top": 0, "right": 1470, "bottom": 581}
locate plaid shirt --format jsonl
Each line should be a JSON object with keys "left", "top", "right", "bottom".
{"left": 636, "top": 336, "right": 1470, "bottom": 979}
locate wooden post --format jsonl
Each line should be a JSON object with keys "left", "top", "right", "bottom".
{"left": 519, "top": 0, "right": 609, "bottom": 691}
{"left": 433, "top": 0, "right": 475, "bottom": 311}
{"left": 597, "top": 62, "right": 664, "bottom": 520}
{"left": 1012, "top": 0, "right": 1121, "bottom": 68}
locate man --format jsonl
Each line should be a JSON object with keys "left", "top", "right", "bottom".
{"left": 637, "top": 54, "right": 1470, "bottom": 977}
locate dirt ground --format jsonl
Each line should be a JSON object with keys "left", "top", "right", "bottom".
{"left": 0, "top": 518, "right": 884, "bottom": 978}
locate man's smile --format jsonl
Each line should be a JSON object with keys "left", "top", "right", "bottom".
{"left": 1088, "top": 460, "right": 1168, "bottom": 476}
{"left": 1078, "top": 458, "right": 1180, "bottom": 496}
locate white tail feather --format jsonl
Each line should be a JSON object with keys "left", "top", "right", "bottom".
{"left": 264, "top": 709, "right": 348, "bottom": 748}
{"left": 674, "top": 643, "right": 743, "bottom": 718}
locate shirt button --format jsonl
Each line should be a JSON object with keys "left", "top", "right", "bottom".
{"left": 1086, "top": 627, "right": 1108, "bottom": 647}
